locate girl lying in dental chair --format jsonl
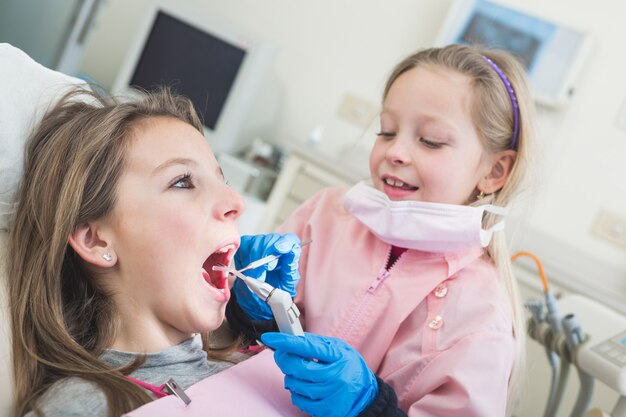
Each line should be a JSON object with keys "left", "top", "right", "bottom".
{"left": 6, "top": 82, "right": 400, "bottom": 417}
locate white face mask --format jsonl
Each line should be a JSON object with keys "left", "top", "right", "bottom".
{"left": 343, "top": 181, "right": 507, "bottom": 253}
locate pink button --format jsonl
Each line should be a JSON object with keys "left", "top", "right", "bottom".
{"left": 434, "top": 284, "right": 448, "bottom": 298}
{"left": 428, "top": 315, "right": 444, "bottom": 330}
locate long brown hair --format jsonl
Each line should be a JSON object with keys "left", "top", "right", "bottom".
{"left": 8, "top": 87, "right": 231, "bottom": 417}
{"left": 384, "top": 44, "right": 536, "bottom": 415}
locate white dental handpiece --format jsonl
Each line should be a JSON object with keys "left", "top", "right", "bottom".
{"left": 262, "top": 282, "right": 305, "bottom": 337}
{"left": 212, "top": 265, "right": 305, "bottom": 336}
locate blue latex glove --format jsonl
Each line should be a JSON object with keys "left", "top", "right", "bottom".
{"left": 233, "top": 233, "right": 302, "bottom": 320}
{"left": 261, "top": 332, "right": 378, "bottom": 417}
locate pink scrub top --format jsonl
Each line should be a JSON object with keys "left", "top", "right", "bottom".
{"left": 277, "top": 187, "right": 515, "bottom": 417}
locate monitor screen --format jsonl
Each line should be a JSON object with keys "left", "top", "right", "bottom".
{"left": 129, "top": 11, "right": 246, "bottom": 130}
{"left": 113, "top": 5, "right": 274, "bottom": 155}
{"left": 436, "top": 0, "right": 591, "bottom": 107}
{"left": 458, "top": 11, "right": 547, "bottom": 71}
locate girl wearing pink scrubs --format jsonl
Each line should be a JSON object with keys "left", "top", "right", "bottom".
{"left": 230, "top": 44, "right": 537, "bottom": 417}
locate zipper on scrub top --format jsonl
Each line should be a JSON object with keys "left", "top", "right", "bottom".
{"left": 342, "top": 246, "right": 403, "bottom": 340}
{"left": 368, "top": 245, "right": 405, "bottom": 293}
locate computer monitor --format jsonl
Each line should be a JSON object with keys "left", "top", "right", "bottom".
{"left": 436, "top": 0, "right": 591, "bottom": 107}
{"left": 112, "top": 3, "right": 274, "bottom": 155}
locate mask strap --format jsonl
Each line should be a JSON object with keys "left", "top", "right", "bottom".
{"left": 481, "top": 204, "right": 508, "bottom": 216}
{"left": 479, "top": 204, "right": 508, "bottom": 247}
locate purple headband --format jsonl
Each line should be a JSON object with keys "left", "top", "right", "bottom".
{"left": 482, "top": 56, "right": 520, "bottom": 149}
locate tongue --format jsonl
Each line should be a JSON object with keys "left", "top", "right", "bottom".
{"left": 203, "top": 268, "right": 227, "bottom": 290}
{"left": 202, "top": 269, "right": 215, "bottom": 287}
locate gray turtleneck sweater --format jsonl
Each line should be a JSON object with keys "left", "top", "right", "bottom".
{"left": 24, "top": 335, "right": 234, "bottom": 417}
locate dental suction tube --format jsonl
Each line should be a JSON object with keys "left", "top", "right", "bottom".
{"left": 562, "top": 313, "right": 594, "bottom": 417}
{"left": 526, "top": 298, "right": 563, "bottom": 417}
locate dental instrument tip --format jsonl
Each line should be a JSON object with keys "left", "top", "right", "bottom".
{"left": 211, "top": 264, "right": 230, "bottom": 272}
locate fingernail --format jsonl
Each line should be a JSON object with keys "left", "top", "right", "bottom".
{"left": 274, "top": 241, "right": 291, "bottom": 252}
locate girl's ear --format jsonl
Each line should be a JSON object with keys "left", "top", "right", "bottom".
{"left": 479, "top": 150, "right": 517, "bottom": 195}
{"left": 67, "top": 223, "right": 116, "bottom": 267}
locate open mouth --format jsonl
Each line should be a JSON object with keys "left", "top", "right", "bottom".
{"left": 383, "top": 176, "right": 419, "bottom": 191}
{"left": 202, "top": 243, "right": 237, "bottom": 292}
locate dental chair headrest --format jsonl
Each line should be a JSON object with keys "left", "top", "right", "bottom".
{"left": 0, "top": 43, "right": 87, "bottom": 231}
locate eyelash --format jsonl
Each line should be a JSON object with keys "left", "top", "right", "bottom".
{"left": 171, "top": 173, "right": 195, "bottom": 189}
{"left": 377, "top": 132, "right": 443, "bottom": 149}
{"left": 420, "top": 138, "right": 443, "bottom": 149}
{"left": 376, "top": 131, "right": 395, "bottom": 139}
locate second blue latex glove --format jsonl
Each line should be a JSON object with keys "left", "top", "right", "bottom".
{"left": 261, "top": 332, "right": 378, "bottom": 417}
{"left": 233, "top": 233, "right": 301, "bottom": 321}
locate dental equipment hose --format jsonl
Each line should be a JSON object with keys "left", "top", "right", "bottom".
{"left": 513, "top": 251, "right": 568, "bottom": 417}
{"left": 526, "top": 298, "right": 563, "bottom": 417}
{"left": 562, "top": 314, "right": 594, "bottom": 417}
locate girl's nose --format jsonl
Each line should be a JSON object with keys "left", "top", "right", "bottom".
{"left": 385, "top": 136, "right": 410, "bottom": 165}
{"left": 216, "top": 185, "right": 245, "bottom": 220}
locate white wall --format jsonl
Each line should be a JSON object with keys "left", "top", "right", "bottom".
{"left": 79, "top": 0, "right": 626, "bottom": 305}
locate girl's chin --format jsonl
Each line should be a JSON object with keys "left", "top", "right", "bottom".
{"left": 193, "top": 309, "right": 227, "bottom": 334}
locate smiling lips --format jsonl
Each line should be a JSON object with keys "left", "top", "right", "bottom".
{"left": 383, "top": 176, "right": 419, "bottom": 191}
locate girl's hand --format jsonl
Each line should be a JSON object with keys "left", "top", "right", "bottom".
{"left": 233, "top": 233, "right": 301, "bottom": 320}
{"left": 261, "top": 332, "right": 378, "bottom": 417}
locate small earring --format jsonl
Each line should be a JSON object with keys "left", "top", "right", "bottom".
{"left": 476, "top": 190, "right": 486, "bottom": 200}
{"left": 102, "top": 253, "right": 113, "bottom": 262}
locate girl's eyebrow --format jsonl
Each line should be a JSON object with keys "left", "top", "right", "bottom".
{"left": 381, "top": 109, "right": 459, "bottom": 137}
{"left": 152, "top": 157, "right": 198, "bottom": 175}
{"left": 381, "top": 108, "right": 456, "bottom": 129}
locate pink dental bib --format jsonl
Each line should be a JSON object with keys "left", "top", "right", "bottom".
{"left": 123, "top": 349, "right": 305, "bottom": 417}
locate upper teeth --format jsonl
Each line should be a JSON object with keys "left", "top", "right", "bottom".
{"left": 385, "top": 178, "right": 406, "bottom": 187}
{"left": 216, "top": 244, "right": 235, "bottom": 253}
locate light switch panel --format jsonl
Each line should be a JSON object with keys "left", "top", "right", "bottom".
{"left": 337, "top": 93, "right": 379, "bottom": 129}
{"left": 592, "top": 209, "right": 626, "bottom": 250}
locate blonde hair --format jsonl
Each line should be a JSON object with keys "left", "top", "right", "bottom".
{"left": 384, "top": 44, "right": 536, "bottom": 415}
{"left": 8, "top": 87, "right": 236, "bottom": 417}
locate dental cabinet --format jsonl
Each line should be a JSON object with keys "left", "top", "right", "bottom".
{"left": 256, "top": 145, "right": 365, "bottom": 232}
